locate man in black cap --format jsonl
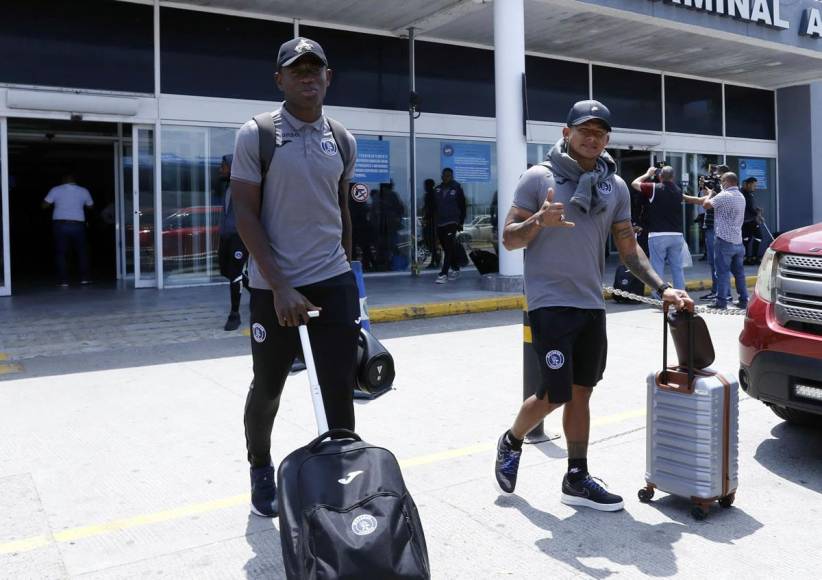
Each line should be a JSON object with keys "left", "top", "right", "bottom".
{"left": 494, "top": 99, "right": 692, "bottom": 511}
{"left": 230, "top": 37, "right": 360, "bottom": 518}
{"left": 740, "top": 176, "right": 761, "bottom": 264}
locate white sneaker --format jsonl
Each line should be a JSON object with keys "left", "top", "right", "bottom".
{"left": 435, "top": 275, "right": 447, "bottom": 284}
{"left": 448, "top": 270, "right": 460, "bottom": 280}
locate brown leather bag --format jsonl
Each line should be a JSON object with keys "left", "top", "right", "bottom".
{"left": 664, "top": 304, "right": 716, "bottom": 371}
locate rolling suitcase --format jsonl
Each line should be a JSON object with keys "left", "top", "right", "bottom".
{"left": 638, "top": 305, "right": 739, "bottom": 520}
{"left": 468, "top": 249, "right": 499, "bottom": 275}
{"left": 277, "top": 312, "right": 430, "bottom": 579}
{"left": 612, "top": 264, "right": 645, "bottom": 304}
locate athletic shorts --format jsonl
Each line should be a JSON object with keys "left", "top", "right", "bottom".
{"left": 218, "top": 234, "right": 248, "bottom": 281}
{"left": 528, "top": 307, "right": 608, "bottom": 403}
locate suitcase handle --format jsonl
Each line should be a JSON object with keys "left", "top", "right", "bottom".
{"left": 662, "top": 303, "right": 695, "bottom": 389}
{"left": 298, "top": 310, "right": 329, "bottom": 435}
{"left": 309, "top": 429, "right": 362, "bottom": 452}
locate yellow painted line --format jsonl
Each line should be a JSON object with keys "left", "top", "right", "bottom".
{"left": 0, "top": 405, "right": 647, "bottom": 556}
{"left": 370, "top": 295, "right": 525, "bottom": 323}
{"left": 0, "top": 353, "right": 8, "bottom": 361}
{"left": 0, "top": 362, "right": 24, "bottom": 375}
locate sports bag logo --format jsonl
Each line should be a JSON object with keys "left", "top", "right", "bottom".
{"left": 338, "top": 470, "right": 364, "bottom": 485}
{"left": 351, "top": 514, "right": 378, "bottom": 536}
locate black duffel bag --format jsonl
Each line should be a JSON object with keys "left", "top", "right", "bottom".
{"left": 356, "top": 328, "right": 395, "bottom": 394}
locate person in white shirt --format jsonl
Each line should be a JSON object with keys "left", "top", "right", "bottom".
{"left": 42, "top": 174, "right": 94, "bottom": 286}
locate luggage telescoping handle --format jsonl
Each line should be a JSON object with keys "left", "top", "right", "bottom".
{"left": 662, "top": 302, "right": 695, "bottom": 388}
{"left": 297, "top": 310, "right": 329, "bottom": 435}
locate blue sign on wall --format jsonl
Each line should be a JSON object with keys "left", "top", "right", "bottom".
{"left": 739, "top": 158, "right": 768, "bottom": 189}
{"left": 440, "top": 142, "right": 491, "bottom": 183}
{"left": 354, "top": 139, "right": 390, "bottom": 183}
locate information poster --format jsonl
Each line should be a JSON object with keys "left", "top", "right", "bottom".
{"left": 440, "top": 142, "right": 491, "bottom": 183}
{"left": 739, "top": 158, "right": 768, "bottom": 189}
{"left": 354, "top": 139, "right": 390, "bottom": 183}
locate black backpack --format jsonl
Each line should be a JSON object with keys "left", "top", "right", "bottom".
{"left": 252, "top": 110, "right": 353, "bottom": 188}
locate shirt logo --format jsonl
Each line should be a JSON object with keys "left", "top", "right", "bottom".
{"left": 597, "top": 181, "right": 613, "bottom": 195}
{"left": 252, "top": 323, "right": 267, "bottom": 343}
{"left": 294, "top": 38, "right": 314, "bottom": 54}
{"left": 321, "top": 139, "right": 338, "bottom": 156}
{"left": 351, "top": 514, "right": 378, "bottom": 536}
{"left": 545, "top": 350, "right": 565, "bottom": 370}
{"left": 350, "top": 183, "right": 369, "bottom": 203}
{"left": 234, "top": 250, "right": 244, "bottom": 260}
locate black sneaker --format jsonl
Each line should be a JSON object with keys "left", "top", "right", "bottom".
{"left": 224, "top": 312, "right": 241, "bottom": 331}
{"left": 735, "top": 300, "right": 748, "bottom": 310}
{"left": 250, "top": 465, "right": 278, "bottom": 517}
{"left": 700, "top": 292, "right": 717, "bottom": 301}
{"left": 707, "top": 301, "right": 727, "bottom": 310}
{"left": 494, "top": 432, "right": 522, "bottom": 494}
{"left": 561, "top": 472, "right": 624, "bottom": 512}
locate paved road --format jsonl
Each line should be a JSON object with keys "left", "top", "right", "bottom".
{"left": 1, "top": 305, "right": 819, "bottom": 579}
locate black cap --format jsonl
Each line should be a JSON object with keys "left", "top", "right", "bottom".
{"left": 277, "top": 37, "right": 328, "bottom": 68}
{"left": 567, "top": 99, "right": 612, "bottom": 131}
{"left": 743, "top": 176, "right": 757, "bottom": 183}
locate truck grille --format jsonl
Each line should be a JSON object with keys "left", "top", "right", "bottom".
{"left": 776, "top": 254, "right": 822, "bottom": 334}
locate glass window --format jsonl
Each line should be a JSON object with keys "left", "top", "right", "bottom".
{"left": 526, "top": 57, "right": 589, "bottom": 123}
{"left": 0, "top": 122, "right": 4, "bottom": 290}
{"left": 593, "top": 66, "right": 662, "bottom": 131}
{"left": 349, "top": 136, "right": 410, "bottom": 273}
{"left": 415, "top": 42, "right": 495, "bottom": 118}
{"left": 527, "top": 143, "right": 552, "bottom": 167}
{"left": 0, "top": 0, "right": 153, "bottom": 93}
{"left": 664, "top": 152, "right": 722, "bottom": 255}
{"left": 161, "top": 8, "right": 290, "bottom": 100}
{"left": 665, "top": 77, "right": 723, "bottom": 135}
{"left": 725, "top": 85, "right": 776, "bottom": 140}
{"left": 161, "top": 125, "right": 237, "bottom": 285}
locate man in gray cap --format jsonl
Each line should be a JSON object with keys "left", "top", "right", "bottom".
{"left": 494, "top": 100, "right": 692, "bottom": 511}
{"left": 230, "top": 36, "right": 359, "bottom": 518}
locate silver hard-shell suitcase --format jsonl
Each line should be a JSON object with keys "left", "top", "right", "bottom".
{"left": 638, "top": 306, "right": 739, "bottom": 519}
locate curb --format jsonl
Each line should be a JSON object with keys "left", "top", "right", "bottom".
{"left": 370, "top": 274, "right": 758, "bottom": 323}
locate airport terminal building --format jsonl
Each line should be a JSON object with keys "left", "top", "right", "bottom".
{"left": 1, "top": 0, "right": 821, "bottom": 295}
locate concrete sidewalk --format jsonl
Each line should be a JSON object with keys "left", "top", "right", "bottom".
{"left": 0, "top": 256, "right": 758, "bottom": 366}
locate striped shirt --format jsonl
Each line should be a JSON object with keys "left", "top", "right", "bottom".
{"left": 711, "top": 187, "right": 746, "bottom": 245}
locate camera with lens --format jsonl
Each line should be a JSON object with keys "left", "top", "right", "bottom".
{"left": 650, "top": 161, "right": 665, "bottom": 183}
{"left": 698, "top": 164, "right": 721, "bottom": 192}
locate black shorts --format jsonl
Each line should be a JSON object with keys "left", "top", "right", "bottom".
{"left": 529, "top": 307, "right": 608, "bottom": 403}
{"left": 218, "top": 234, "right": 248, "bottom": 281}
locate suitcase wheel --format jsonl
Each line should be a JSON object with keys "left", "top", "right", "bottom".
{"left": 690, "top": 505, "right": 709, "bottom": 520}
{"left": 718, "top": 493, "right": 735, "bottom": 509}
{"left": 637, "top": 487, "right": 654, "bottom": 503}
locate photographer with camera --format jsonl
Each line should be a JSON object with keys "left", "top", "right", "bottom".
{"left": 684, "top": 164, "right": 729, "bottom": 301}
{"left": 631, "top": 165, "right": 685, "bottom": 296}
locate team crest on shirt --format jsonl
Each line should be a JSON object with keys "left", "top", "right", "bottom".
{"left": 597, "top": 180, "right": 613, "bottom": 195}
{"left": 234, "top": 250, "right": 244, "bottom": 260}
{"left": 350, "top": 183, "right": 369, "bottom": 203}
{"left": 252, "top": 323, "right": 267, "bottom": 343}
{"left": 321, "top": 139, "right": 338, "bottom": 156}
{"left": 545, "top": 350, "right": 565, "bottom": 370}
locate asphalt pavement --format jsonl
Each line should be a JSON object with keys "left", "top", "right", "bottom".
{"left": 0, "top": 304, "right": 820, "bottom": 579}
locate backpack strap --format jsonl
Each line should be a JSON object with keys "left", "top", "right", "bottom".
{"left": 253, "top": 111, "right": 282, "bottom": 189}
{"left": 326, "top": 116, "right": 351, "bottom": 178}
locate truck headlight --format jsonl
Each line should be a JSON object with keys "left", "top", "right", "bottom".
{"left": 755, "top": 248, "right": 777, "bottom": 303}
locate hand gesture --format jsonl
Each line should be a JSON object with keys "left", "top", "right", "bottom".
{"left": 534, "top": 188, "right": 574, "bottom": 228}
{"left": 272, "top": 287, "right": 322, "bottom": 327}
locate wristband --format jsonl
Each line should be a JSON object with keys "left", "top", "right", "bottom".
{"left": 657, "top": 282, "right": 672, "bottom": 295}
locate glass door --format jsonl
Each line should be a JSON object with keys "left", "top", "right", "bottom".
{"left": 131, "top": 125, "right": 156, "bottom": 288}
{"left": 0, "top": 117, "right": 9, "bottom": 296}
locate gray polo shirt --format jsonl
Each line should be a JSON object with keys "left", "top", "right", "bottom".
{"left": 512, "top": 164, "right": 631, "bottom": 311}
{"left": 231, "top": 107, "right": 357, "bottom": 289}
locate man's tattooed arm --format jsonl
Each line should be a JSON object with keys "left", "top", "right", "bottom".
{"left": 611, "top": 220, "right": 665, "bottom": 291}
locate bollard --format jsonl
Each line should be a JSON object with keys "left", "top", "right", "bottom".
{"left": 351, "top": 260, "right": 370, "bottom": 331}
{"left": 523, "top": 302, "right": 560, "bottom": 444}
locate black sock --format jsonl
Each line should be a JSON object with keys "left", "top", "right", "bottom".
{"left": 505, "top": 430, "right": 523, "bottom": 451}
{"left": 567, "top": 458, "right": 588, "bottom": 481}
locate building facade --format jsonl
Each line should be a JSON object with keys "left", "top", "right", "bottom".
{"left": 1, "top": 0, "right": 820, "bottom": 295}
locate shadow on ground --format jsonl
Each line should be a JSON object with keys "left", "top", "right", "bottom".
{"left": 754, "top": 420, "right": 822, "bottom": 495}
{"left": 495, "top": 492, "right": 762, "bottom": 578}
{"left": 244, "top": 514, "right": 285, "bottom": 579}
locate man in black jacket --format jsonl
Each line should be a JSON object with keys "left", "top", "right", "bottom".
{"left": 433, "top": 168, "right": 467, "bottom": 284}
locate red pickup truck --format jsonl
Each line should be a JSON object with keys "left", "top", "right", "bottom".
{"left": 739, "top": 223, "right": 822, "bottom": 425}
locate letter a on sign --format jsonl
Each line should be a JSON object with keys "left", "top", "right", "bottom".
{"left": 802, "top": 8, "right": 822, "bottom": 37}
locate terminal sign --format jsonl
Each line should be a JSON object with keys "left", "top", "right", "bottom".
{"left": 653, "top": 0, "right": 822, "bottom": 38}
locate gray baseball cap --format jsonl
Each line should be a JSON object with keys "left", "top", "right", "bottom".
{"left": 277, "top": 37, "right": 328, "bottom": 68}
{"left": 567, "top": 100, "right": 612, "bottom": 132}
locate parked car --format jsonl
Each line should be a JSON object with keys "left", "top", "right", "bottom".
{"left": 461, "top": 214, "right": 496, "bottom": 249}
{"left": 739, "top": 223, "right": 822, "bottom": 425}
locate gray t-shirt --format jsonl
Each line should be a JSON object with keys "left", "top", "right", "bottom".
{"left": 512, "top": 163, "right": 631, "bottom": 311}
{"left": 231, "top": 108, "right": 357, "bottom": 289}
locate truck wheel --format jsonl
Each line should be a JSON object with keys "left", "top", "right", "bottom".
{"left": 769, "top": 404, "right": 822, "bottom": 427}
